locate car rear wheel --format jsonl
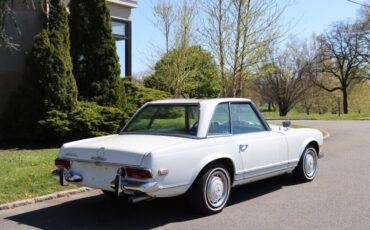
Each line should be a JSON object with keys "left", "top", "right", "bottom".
{"left": 189, "top": 163, "right": 231, "bottom": 215}
{"left": 293, "top": 145, "right": 318, "bottom": 182}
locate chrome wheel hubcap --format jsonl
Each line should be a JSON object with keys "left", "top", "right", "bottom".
{"left": 304, "top": 149, "right": 317, "bottom": 178}
{"left": 206, "top": 170, "right": 229, "bottom": 208}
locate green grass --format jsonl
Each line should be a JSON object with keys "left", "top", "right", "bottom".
{"left": 0, "top": 149, "right": 75, "bottom": 205}
{"left": 262, "top": 110, "right": 370, "bottom": 120}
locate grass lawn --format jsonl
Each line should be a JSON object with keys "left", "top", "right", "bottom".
{"left": 0, "top": 149, "right": 75, "bottom": 205}
{"left": 262, "top": 110, "right": 370, "bottom": 120}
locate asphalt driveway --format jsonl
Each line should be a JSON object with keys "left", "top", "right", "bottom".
{"left": 1, "top": 120, "right": 370, "bottom": 230}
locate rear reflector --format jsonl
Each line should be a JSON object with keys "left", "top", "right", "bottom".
{"left": 158, "top": 168, "right": 169, "bottom": 176}
{"left": 55, "top": 158, "right": 71, "bottom": 169}
{"left": 126, "top": 168, "right": 152, "bottom": 179}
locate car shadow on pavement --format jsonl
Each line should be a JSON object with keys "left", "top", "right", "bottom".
{"left": 6, "top": 174, "right": 299, "bottom": 230}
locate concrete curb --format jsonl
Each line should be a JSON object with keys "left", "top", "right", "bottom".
{"left": 322, "top": 129, "right": 330, "bottom": 139}
{"left": 0, "top": 187, "right": 94, "bottom": 211}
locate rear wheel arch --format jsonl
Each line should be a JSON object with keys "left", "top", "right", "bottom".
{"left": 189, "top": 157, "right": 236, "bottom": 191}
{"left": 188, "top": 160, "right": 233, "bottom": 214}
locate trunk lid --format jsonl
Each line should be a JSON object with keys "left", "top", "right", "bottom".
{"left": 59, "top": 134, "right": 195, "bottom": 166}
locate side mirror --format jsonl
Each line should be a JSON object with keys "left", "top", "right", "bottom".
{"left": 282, "top": 120, "right": 291, "bottom": 128}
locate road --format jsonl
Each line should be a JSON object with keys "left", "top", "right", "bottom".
{"left": 1, "top": 120, "right": 370, "bottom": 230}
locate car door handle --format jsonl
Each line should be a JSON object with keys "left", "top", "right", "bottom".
{"left": 239, "top": 144, "right": 248, "bottom": 153}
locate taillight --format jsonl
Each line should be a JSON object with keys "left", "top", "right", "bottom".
{"left": 55, "top": 158, "right": 71, "bottom": 169}
{"left": 125, "top": 168, "right": 152, "bottom": 179}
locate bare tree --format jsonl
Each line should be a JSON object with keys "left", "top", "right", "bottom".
{"left": 150, "top": 0, "right": 200, "bottom": 98}
{"left": 152, "top": 0, "right": 176, "bottom": 53}
{"left": 314, "top": 22, "right": 368, "bottom": 114}
{"left": 255, "top": 42, "right": 315, "bottom": 116}
{"left": 200, "top": 0, "right": 289, "bottom": 97}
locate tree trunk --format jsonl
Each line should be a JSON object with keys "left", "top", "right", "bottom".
{"left": 279, "top": 108, "right": 288, "bottom": 117}
{"left": 267, "top": 102, "right": 271, "bottom": 112}
{"left": 342, "top": 89, "right": 348, "bottom": 114}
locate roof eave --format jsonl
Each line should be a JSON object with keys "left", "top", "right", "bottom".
{"left": 107, "top": 0, "right": 138, "bottom": 8}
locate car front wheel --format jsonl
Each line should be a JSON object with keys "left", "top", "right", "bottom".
{"left": 189, "top": 163, "right": 231, "bottom": 215}
{"left": 293, "top": 145, "right": 318, "bottom": 182}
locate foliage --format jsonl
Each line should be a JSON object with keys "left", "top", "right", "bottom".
{"left": 69, "top": 0, "right": 126, "bottom": 109}
{"left": 296, "top": 87, "right": 337, "bottom": 115}
{"left": 0, "top": 0, "right": 77, "bottom": 143}
{"left": 348, "top": 81, "right": 370, "bottom": 113}
{"left": 123, "top": 80, "right": 169, "bottom": 117}
{"left": 38, "top": 101, "right": 126, "bottom": 143}
{"left": 32, "top": 0, "right": 77, "bottom": 112}
{"left": 144, "top": 46, "right": 220, "bottom": 98}
{"left": 0, "top": 149, "right": 75, "bottom": 204}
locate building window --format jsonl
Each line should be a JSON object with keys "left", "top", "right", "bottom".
{"left": 112, "top": 20, "right": 126, "bottom": 38}
{"left": 112, "top": 19, "right": 131, "bottom": 77}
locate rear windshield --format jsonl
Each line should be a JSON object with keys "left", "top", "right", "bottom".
{"left": 121, "top": 104, "right": 200, "bottom": 136}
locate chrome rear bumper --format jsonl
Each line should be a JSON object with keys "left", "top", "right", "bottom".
{"left": 52, "top": 168, "right": 159, "bottom": 196}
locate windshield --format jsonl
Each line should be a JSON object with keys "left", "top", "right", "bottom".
{"left": 121, "top": 104, "right": 200, "bottom": 136}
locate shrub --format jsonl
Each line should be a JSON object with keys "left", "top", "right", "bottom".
{"left": 38, "top": 102, "right": 126, "bottom": 144}
{"left": 144, "top": 46, "right": 221, "bottom": 98}
{"left": 123, "top": 80, "right": 169, "bottom": 116}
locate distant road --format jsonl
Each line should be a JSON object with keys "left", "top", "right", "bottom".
{"left": 1, "top": 120, "right": 370, "bottom": 230}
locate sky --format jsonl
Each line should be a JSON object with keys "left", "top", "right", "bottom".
{"left": 130, "top": 0, "right": 365, "bottom": 75}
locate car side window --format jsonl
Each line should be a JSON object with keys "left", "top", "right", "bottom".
{"left": 208, "top": 103, "right": 231, "bottom": 136}
{"left": 230, "top": 103, "right": 266, "bottom": 134}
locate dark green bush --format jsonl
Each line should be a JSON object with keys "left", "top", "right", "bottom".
{"left": 123, "top": 80, "right": 169, "bottom": 116}
{"left": 38, "top": 102, "right": 127, "bottom": 143}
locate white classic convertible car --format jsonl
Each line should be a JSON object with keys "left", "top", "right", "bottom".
{"left": 54, "top": 98, "right": 324, "bottom": 214}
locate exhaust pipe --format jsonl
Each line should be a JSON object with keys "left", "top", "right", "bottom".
{"left": 127, "top": 196, "right": 151, "bottom": 203}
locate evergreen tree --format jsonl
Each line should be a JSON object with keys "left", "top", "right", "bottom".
{"left": 69, "top": 0, "right": 126, "bottom": 109}
{"left": 31, "top": 0, "right": 77, "bottom": 112}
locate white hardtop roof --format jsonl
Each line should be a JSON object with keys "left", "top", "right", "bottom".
{"left": 148, "top": 98, "right": 251, "bottom": 106}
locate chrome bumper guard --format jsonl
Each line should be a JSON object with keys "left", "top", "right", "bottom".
{"left": 110, "top": 169, "right": 159, "bottom": 197}
{"left": 52, "top": 168, "right": 159, "bottom": 196}
{"left": 52, "top": 168, "right": 83, "bottom": 186}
